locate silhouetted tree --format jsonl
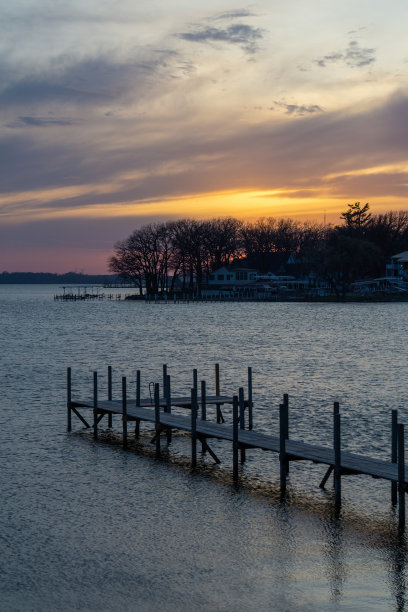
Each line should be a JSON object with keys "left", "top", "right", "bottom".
{"left": 314, "top": 233, "right": 382, "bottom": 298}
{"left": 340, "top": 202, "right": 372, "bottom": 237}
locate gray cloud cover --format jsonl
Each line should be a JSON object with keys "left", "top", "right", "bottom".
{"left": 272, "top": 102, "right": 324, "bottom": 116}
{"left": 178, "top": 23, "right": 264, "bottom": 54}
{"left": 316, "top": 41, "right": 375, "bottom": 68}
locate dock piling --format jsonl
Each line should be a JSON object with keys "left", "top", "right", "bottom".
{"left": 166, "top": 374, "right": 172, "bottom": 445}
{"left": 193, "top": 369, "right": 198, "bottom": 394}
{"left": 215, "top": 363, "right": 224, "bottom": 423}
{"left": 122, "top": 376, "right": 128, "bottom": 449}
{"left": 398, "top": 423, "right": 405, "bottom": 527}
{"left": 108, "top": 366, "right": 113, "bottom": 427}
{"left": 93, "top": 371, "right": 98, "bottom": 440}
{"left": 392, "top": 409, "right": 398, "bottom": 505}
{"left": 201, "top": 380, "right": 207, "bottom": 453}
{"left": 135, "top": 369, "right": 141, "bottom": 438}
{"left": 239, "top": 387, "right": 246, "bottom": 463}
{"left": 191, "top": 387, "right": 198, "bottom": 468}
{"left": 279, "top": 401, "right": 288, "bottom": 492}
{"left": 162, "top": 364, "right": 167, "bottom": 398}
{"left": 136, "top": 370, "right": 141, "bottom": 407}
{"left": 154, "top": 383, "right": 161, "bottom": 458}
{"left": 334, "top": 404, "right": 341, "bottom": 508}
{"left": 248, "top": 367, "right": 253, "bottom": 430}
{"left": 232, "top": 396, "right": 239, "bottom": 483}
{"left": 67, "top": 367, "right": 72, "bottom": 432}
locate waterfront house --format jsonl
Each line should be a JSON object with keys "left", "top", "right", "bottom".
{"left": 386, "top": 252, "right": 408, "bottom": 284}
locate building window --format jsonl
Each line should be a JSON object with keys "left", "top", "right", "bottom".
{"left": 209, "top": 275, "right": 215, "bottom": 281}
{"left": 236, "top": 271, "right": 248, "bottom": 280}
{"left": 218, "top": 274, "right": 224, "bottom": 280}
{"left": 226, "top": 274, "right": 232, "bottom": 280}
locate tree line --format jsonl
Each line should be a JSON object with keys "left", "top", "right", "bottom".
{"left": 109, "top": 204, "right": 408, "bottom": 297}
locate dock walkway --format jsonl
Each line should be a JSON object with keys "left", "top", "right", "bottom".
{"left": 68, "top": 362, "right": 407, "bottom": 528}
{"left": 70, "top": 397, "right": 404, "bottom": 485}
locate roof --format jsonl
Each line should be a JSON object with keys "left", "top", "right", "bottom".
{"left": 391, "top": 251, "right": 408, "bottom": 262}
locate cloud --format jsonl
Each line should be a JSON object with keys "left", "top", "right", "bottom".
{"left": 272, "top": 102, "right": 324, "bottom": 116}
{"left": 212, "top": 10, "right": 257, "bottom": 20}
{"left": 0, "top": 52, "right": 173, "bottom": 110}
{"left": 178, "top": 23, "right": 264, "bottom": 54}
{"left": 6, "top": 116, "right": 75, "bottom": 128}
{"left": 316, "top": 40, "right": 375, "bottom": 68}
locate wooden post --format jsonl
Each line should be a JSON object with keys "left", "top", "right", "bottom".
{"left": 334, "top": 407, "right": 341, "bottom": 508}
{"left": 279, "top": 402, "right": 288, "bottom": 492}
{"left": 392, "top": 409, "right": 398, "bottom": 505}
{"left": 162, "top": 364, "right": 167, "bottom": 399}
{"left": 281, "top": 394, "right": 289, "bottom": 476}
{"left": 232, "top": 395, "right": 239, "bottom": 483}
{"left": 166, "top": 375, "right": 171, "bottom": 413}
{"left": 122, "top": 376, "right": 128, "bottom": 449}
{"left": 193, "top": 369, "right": 198, "bottom": 393}
{"left": 136, "top": 370, "right": 141, "bottom": 406}
{"left": 93, "top": 371, "right": 98, "bottom": 440}
{"left": 248, "top": 367, "right": 253, "bottom": 430}
{"left": 166, "top": 374, "right": 172, "bottom": 445}
{"left": 135, "top": 369, "right": 141, "bottom": 439}
{"left": 108, "top": 365, "right": 112, "bottom": 427}
{"left": 154, "top": 383, "right": 161, "bottom": 458}
{"left": 215, "top": 363, "right": 222, "bottom": 423}
{"left": 201, "top": 380, "right": 207, "bottom": 453}
{"left": 67, "top": 367, "right": 72, "bottom": 432}
{"left": 201, "top": 380, "right": 207, "bottom": 421}
{"left": 108, "top": 365, "right": 112, "bottom": 399}
{"left": 191, "top": 387, "right": 197, "bottom": 468}
{"left": 398, "top": 423, "right": 405, "bottom": 527}
{"left": 239, "top": 387, "right": 246, "bottom": 463}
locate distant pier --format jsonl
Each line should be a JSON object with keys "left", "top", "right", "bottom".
{"left": 67, "top": 363, "right": 408, "bottom": 527}
{"left": 54, "top": 286, "right": 122, "bottom": 301}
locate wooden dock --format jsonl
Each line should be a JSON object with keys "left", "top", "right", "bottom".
{"left": 67, "top": 364, "right": 407, "bottom": 527}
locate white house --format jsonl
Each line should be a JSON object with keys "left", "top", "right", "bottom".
{"left": 207, "top": 266, "right": 257, "bottom": 287}
{"left": 386, "top": 251, "right": 408, "bottom": 283}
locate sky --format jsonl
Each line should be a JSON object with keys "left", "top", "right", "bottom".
{"left": 1, "top": 0, "right": 408, "bottom": 273}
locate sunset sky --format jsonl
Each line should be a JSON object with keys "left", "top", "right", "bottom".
{"left": 1, "top": 0, "right": 408, "bottom": 273}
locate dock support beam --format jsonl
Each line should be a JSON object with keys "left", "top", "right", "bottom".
{"left": 93, "top": 371, "right": 98, "bottom": 440}
{"left": 334, "top": 402, "right": 341, "bottom": 509}
{"left": 239, "top": 387, "right": 246, "bottom": 463}
{"left": 398, "top": 423, "right": 405, "bottom": 528}
{"left": 154, "top": 383, "right": 161, "bottom": 458}
{"left": 191, "top": 387, "right": 198, "bottom": 468}
{"left": 108, "top": 365, "right": 113, "bottom": 427}
{"left": 122, "top": 376, "right": 128, "bottom": 449}
{"left": 248, "top": 367, "right": 253, "bottom": 430}
{"left": 232, "top": 395, "right": 239, "bottom": 483}
{"left": 392, "top": 409, "right": 398, "bottom": 505}
{"left": 67, "top": 367, "right": 72, "bottom": 432}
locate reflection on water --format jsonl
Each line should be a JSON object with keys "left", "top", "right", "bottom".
{"left": 323, "top": 517, "right": 347, "bottom": 602}
{"left": 1, "top": 285, "right": 408, "bottom": 610}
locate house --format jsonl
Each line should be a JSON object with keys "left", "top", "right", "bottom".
{"left": 203, "top": 263, "right": 305, "bottom": 298}
{"left": 386, "top": 252, "right": 408, "bottom": 283}
{"left": 207, "top": 266, "right": 258, "bottom": 287}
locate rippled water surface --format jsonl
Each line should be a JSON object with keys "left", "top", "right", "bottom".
{"left": 1, "top": 285, "right": 408, "bottom": 611}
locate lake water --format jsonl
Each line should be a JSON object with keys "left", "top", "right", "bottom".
{"left": 1, "top": 285, "right": 408, "bottom": 611}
